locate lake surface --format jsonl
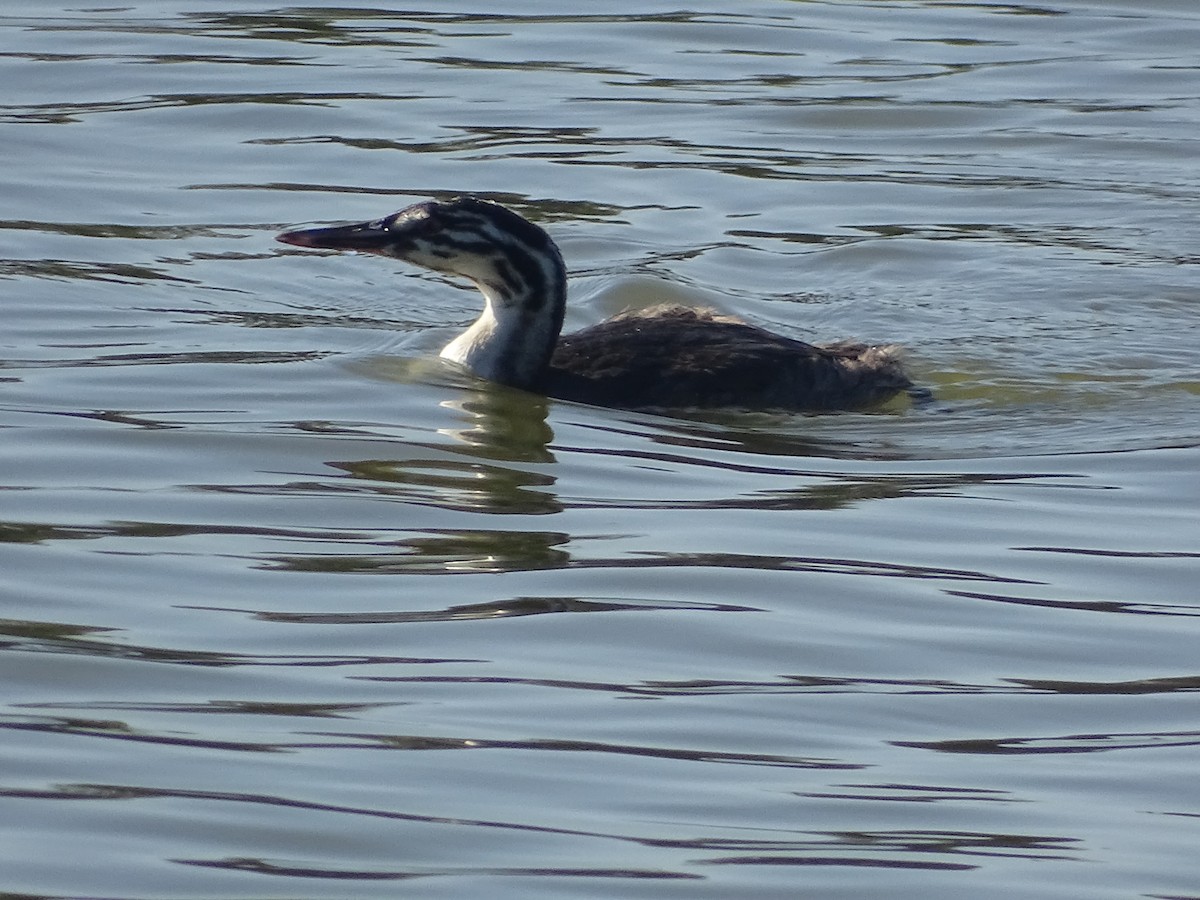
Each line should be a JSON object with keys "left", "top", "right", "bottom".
{"left": 2, "top": 1, "right": 1199, "bottom": 897}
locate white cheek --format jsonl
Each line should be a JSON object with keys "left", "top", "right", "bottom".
{"left": 401, "top": 246, "right": 448, "bottom": 268}
{"left": 396, "top": 243, "right": 482, "bottom": 277}
{"left": 434, "top": 256, "right": 500, "bottom": 287}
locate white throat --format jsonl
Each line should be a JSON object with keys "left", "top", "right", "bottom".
{"left": 439, "top": 283, "right": 555, "bottom": 389}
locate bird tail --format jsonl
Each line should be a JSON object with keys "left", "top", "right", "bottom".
{"left": 829, "top": 342, "right": 933, "bottom": 408}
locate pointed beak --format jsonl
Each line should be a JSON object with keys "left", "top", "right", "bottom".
{"left": 276, "top": 219, "right": 396, "bottom": 253}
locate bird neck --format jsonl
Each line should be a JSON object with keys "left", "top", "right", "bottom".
{"left": 439, "top": 264, "right": 567, "bottom": 391}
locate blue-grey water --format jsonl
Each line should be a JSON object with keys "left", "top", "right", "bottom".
{"left": 2, "top": 2, "right": 1199, "bottom": 898}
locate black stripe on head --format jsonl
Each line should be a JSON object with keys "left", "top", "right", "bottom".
{"left": 492, "top": 256, "right": 530, "bottom": 304}
{"left": 440, "top": 197, "right": 557, "bottom": 253}
{"left": 436, "top": 199, "right": 563, "bottom": 311}
{"left": 498, "top": 247, "right": 558, "bottom": 313}
{"left": 433, "top": 235, "right": 498, "bottom": 256}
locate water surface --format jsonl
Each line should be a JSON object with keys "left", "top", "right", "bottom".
{"left": 2, "top": 2, "right": 1199, "bottom": 898}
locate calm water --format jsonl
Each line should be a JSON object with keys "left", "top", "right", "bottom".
{"left": 2, "top": 1, "right": 1199, "bottom": 897}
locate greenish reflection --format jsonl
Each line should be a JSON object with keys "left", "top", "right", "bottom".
{"left": 265, "top": 529, "right": 569, "bottom": 574}
{"left": 328, "top": 457, "right": 558, "bottom": 514}
{"left": 263, "top": 527, "right": 1029, "bottom": 583}
{"left": 312, "top": 378, "right": 559, "bottom": 514}
{"left": 434, "top": 386, "right": 557, "bottom": 463}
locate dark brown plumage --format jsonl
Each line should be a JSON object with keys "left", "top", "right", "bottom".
{"left": 277, "top": 197, "right": 921, "bottom": 412}
{"left": 546, "top": 306, "right": 911, "bottom": 410}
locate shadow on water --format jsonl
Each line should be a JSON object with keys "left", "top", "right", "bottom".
{"left": 898, "top": 730, "right": 1200, "bottom": 756}
{"left": 0, "top": 781, "right": 1080, "bottom": 878}
{"left": 258, "top": 537, "right": 1042, "bottom": 582}
{"left": 0, "top": 616, "right": 466, "bottom": 668}
{"left": 207, "top": 595, "right": 762, "bottom": 622}
{"left": 945, "top": 588, "right": 1200, "bottom": 618}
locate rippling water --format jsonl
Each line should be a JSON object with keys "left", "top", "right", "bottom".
{"left": 3, "top": 2, "right": 1199, "bottom": 898}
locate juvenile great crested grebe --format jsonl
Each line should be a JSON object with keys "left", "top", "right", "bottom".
{"left": 277, "top": 196, "right": 918, "bottom": 411}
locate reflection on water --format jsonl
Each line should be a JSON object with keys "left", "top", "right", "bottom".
{"left": 3, "top": 1, "right": 1200, "bottom": 898}
{"left": 328, "top": 456, "right": 561, "bottom": 515}
{"left": 229, "top": 594, "right": 759, "bottom": 623}
{"left": 901, "top": 731, "right": 1200, "bottom": 756}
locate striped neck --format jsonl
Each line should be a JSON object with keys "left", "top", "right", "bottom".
{"left": 437, "top": 229, "right": 566, "bottom": 391}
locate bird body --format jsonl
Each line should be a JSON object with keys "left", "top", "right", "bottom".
{"left": 277, "top": 197, "right": 918, "bottom": 411}
{"left": 546, "top": 306, "right": 909, "bottom": 410}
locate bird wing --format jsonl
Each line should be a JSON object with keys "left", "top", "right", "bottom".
{"left": 544, "top": 307, "right": 905, "bottom": 410}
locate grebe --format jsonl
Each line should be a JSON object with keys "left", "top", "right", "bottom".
{"left": 277, "top": 197, "right": 918, "bottom": 411}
